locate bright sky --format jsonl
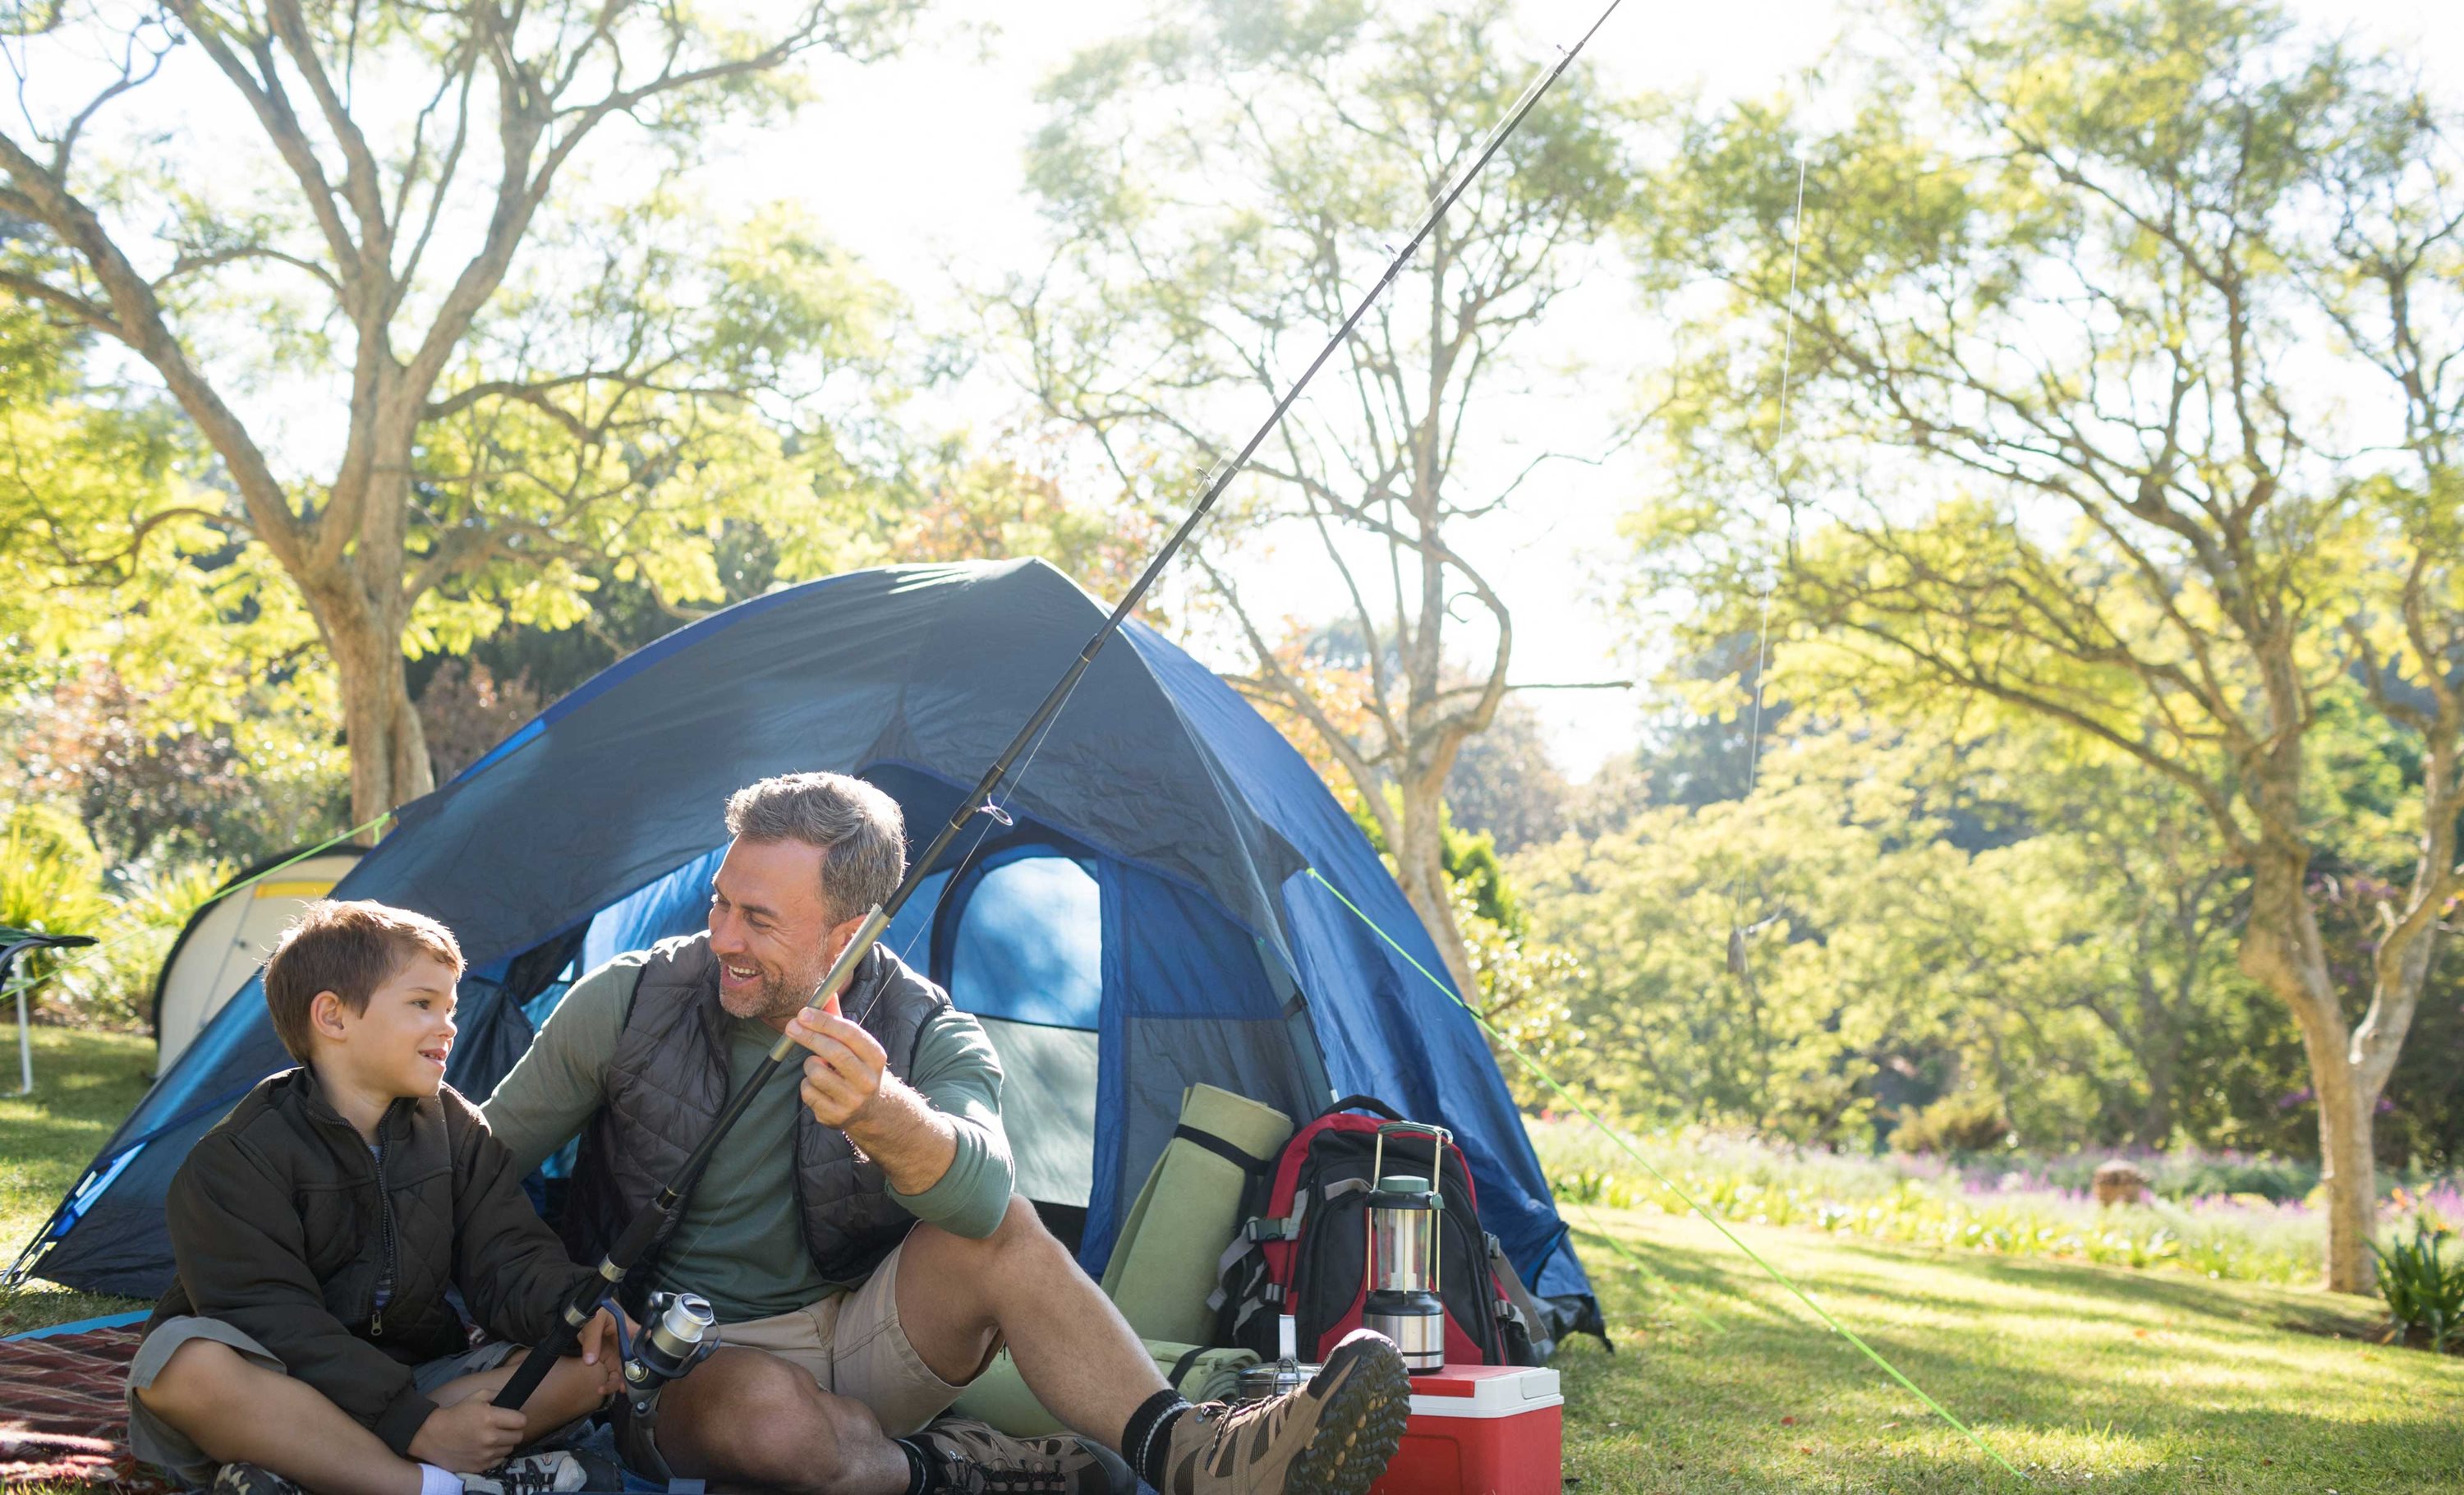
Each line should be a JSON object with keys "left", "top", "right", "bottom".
{"left": 707, "top": 0, "right": 2464, "bottom": 780}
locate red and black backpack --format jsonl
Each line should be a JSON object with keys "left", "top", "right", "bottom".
{"left": 1209, "top": 1096, "right": 1545, "bottom": 1367}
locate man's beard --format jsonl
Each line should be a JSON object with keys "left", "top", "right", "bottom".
{"left": 719, "top": 964, "right": 816, "bottom": 1024}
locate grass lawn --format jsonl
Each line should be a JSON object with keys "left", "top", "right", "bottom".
{"left": 1555, "top": 1205, "right": 2464, "bottom": 1493}
{"left": 7, "top": 1028, "right": 2462, "bottom": 1491}
{"left": 0, "top": 1024, "right": 156, "bottom": 1335}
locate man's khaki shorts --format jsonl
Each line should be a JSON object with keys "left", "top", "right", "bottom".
{"left": 720, "top": 1235, "right": 993, "bottom": 1438}
{"left": 125, "top": 1316, "right": 517, "bottom": 1485}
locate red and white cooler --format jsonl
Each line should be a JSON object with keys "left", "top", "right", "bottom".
{"left": 1367, "top": 1364, "right": 1564, "bottom": 1495}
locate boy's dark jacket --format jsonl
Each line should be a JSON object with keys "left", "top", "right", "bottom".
{"left": 147, "top": 1065, "right": 592, "bottom": 1456}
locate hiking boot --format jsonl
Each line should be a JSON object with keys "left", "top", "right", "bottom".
{"left": 908, "top": 1415, "right": 1135, "bottom": 1494}
{"left": 1156, "top": 1330, "right": 1409, "bottom": 1495}
{"left": 211, "top": 1463, "right": 303, "bottom": 1495}
{"left": 461, "top": 1451, "right": 591, "bottom": 1495}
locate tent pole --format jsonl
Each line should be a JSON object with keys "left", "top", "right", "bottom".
{"left": 492, "top": 0, "right": 1628, "bottom": 1414}
{"left": 15, "top": 978, "right": 30, "bottom": 1097}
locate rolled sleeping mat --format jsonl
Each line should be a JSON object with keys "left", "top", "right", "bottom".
{"left": 950, "top": 1339, "right": 1262, "bottom": 1437}
{"left": 1101, "top": 1083, "right": 1294, "bottom": 1345}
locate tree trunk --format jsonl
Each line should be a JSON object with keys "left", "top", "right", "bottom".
{"left": 319, "top": 581, "right": 433, "bottom": 839}
{"left": 1395, "top": 770, "right": 1478, "bottom": 998}
{"left": 2309, "top": 1050, "right": 2380, "bottom": 1297}
{"left": 2240, "top": 849, "right": 2377, "bottom": 1292}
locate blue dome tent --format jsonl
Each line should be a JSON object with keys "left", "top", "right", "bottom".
{"left": 10, "top": 559, "right": 1597, "bottom": 1336}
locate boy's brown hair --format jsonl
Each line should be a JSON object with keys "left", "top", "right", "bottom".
{"left": 264, "top": 899, "right": 464, "bottom": 1062}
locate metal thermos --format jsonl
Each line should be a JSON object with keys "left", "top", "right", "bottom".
{"left": 1363, "top": 1122, "right": 1452, "bottom": 1374}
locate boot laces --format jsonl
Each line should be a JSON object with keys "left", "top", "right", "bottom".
{"left": 1193, "top": 1396, "right": 1284, "bottom": 1461}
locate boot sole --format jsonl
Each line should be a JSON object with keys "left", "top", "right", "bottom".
{"left": 1283, "top": 1333, "right": 1411, "bottom": 1495}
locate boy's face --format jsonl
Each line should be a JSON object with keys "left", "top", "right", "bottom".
{"left": 318, "top": 954, "right": 460, "bottom": 1097}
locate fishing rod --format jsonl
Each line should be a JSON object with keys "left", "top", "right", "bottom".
{"left": 494, "top": 0, "right": 1626, "bottom": 1414}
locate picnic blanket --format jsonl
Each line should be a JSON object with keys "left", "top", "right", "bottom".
{"left": 0, "top": 1325, "right": 172, "bottom": 1490}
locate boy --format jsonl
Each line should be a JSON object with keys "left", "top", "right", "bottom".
{"left": 128, "top": 900, "right": 627, "bottom": 1495}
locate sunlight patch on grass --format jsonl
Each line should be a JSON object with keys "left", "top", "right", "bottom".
{"left": 1558, "top": 1205, "right": 2464, "bottom": 1493}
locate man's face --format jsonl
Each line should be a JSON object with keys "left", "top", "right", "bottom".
{"left": 708, "top": 837, "right": 861, "bottom": 1025}
{"left": 322, "top": 954, "right": 459, "bottom": 1097}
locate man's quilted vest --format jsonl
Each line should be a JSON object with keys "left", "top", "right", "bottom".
{"left": 559, "top": 931, "right": 950, "bottom": 1302}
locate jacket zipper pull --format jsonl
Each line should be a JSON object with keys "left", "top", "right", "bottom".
{"left": 371, "top": 1107, "right": 394, "bottom": 1339}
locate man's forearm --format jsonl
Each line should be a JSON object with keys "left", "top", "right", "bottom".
{"left": 844, "top": 1074, "right": 958, "bottom": 1195}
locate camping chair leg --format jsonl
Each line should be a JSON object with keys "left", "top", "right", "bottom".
{"left": 9, "top": 958, "right": 28, "bottom": 1097}
{"left": 16, "top": 985, "right": 30, "bottom": 1096}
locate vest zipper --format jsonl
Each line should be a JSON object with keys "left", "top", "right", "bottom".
{"left": 371, "top": 1104, "right": 398, "bottom": 1338}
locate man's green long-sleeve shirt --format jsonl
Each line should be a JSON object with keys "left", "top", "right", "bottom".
{"left": 480, "top": 953, "right": 1011, "bottom": 1322}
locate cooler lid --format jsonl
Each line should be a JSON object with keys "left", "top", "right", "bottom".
{"left": 1404, "top": 1364, "right": 1564, "bottom": 1417}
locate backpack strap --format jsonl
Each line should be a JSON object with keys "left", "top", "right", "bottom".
{"left": 1171, "top": 1122, "right": 1276, "bottom": 1174}
{"left": 1318, "top": 1095, "right": 1406, "bottom": 1122}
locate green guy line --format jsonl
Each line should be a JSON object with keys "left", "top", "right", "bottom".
{"left": 0, "top": 810, "right": 396, "bottom": 1009}
{"left": 1305, "top": 866, "right": 2029, "bottom": 1483}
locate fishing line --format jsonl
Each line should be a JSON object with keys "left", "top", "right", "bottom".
{"left": 1724, "top": 149, "right": 1809, "bottom": 978}
{"left": 1741, "top": 147, "right": 1808, "bottom": 807}
{"left": 1304, "top": 867, "right": 2026, "bottom": 1481}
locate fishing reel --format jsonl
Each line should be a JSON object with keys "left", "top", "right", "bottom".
{"left": 623, "top": 1291, "right": 720, "bottom": 1413}
{"left": 609, "top": 1290, "right": 719, "bottom": 1488}
{"left": 611, "top": 1291, "right": 721, "bottom": 1480}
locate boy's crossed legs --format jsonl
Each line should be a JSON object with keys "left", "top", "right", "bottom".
{"left": 131, "top": 1319, "right": 615, "bottom": 1495}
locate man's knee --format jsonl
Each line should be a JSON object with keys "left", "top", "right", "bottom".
{"left": 911, "top": 1196, "right": 1055, "bottom": 1269}
{"left": 663, "top": 1350, "right": 878, "bottom": 1483}
{"left": 135, "top": 1338, "right": 258, "bottom": 1421}
{"left": 992, "top": 1194, "right": 1055, "bottom": 1251}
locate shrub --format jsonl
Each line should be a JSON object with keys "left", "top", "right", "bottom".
{"left": 1892, "top": 1092, "right": 2011, "bottom": 1156}
{"left": 2370, "top": 1221, "right": 2464, "bottom": 1354}
{"left": 0, "top": 804, "right": 229, "bottom": 1028}
{"left": 0, "top": 804, "right": 109, "bottom": 1000}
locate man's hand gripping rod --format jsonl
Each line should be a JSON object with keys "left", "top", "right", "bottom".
{"left": 492, "top": 0, "right": 1621, "bottom": 1413}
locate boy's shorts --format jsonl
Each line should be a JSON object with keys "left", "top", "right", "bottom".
{"left": 126, "top": 1316, "right": 518, "bottom": 1486}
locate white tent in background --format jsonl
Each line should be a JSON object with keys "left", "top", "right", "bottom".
{"left": 152, "top": 849, "right": 361, "bottom": 1075}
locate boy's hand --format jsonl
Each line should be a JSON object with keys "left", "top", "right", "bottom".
{"left": 409, "top": 1397, "right": 527, "bottom": 1472}
{"left": 578, "top": 1304, "right": 635, "bottom": 1397}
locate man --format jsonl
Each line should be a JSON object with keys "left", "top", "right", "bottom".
{"left": 483, "top": 773, "right": 1408, "bottom": 1495}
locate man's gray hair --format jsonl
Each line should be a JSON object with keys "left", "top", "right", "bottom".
{"left": 724, "top": 772, "right": 908, "bottom": 922}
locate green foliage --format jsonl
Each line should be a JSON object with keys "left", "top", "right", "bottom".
{"left": 0, "top": 805, "right": 108, "bottom": 950}
{"left": 1891, "top": 1092, "right": 2012, "bottom": 1157}
{"left": 2371, "top": 1221, "right": 2464, "bottom": 1353}
{"left": 0, "top": 801, "right": 232, "bottom": 1028}
{"left": 1453, "top": 881, "right": 1582, "bottom": 1105}
{"left": 1441, "top": 821, "right": 1520, "bottom": 936}
{"left": 407, "top": 198, "right": 906, "bottom": 659}
{"left": 1515, "top": 718, "right": 2305, "bottom": 1154}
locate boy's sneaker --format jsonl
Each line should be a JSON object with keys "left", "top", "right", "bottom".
{"left": 211, "top": 1463, "right": 303, "bottom": 1495}
{"left": 461, "top": 1452, "right": 591, "bottom": 1495}
{"left": 906, "top": 1416, "right": 1134, "bottom": 1494}
{"left": 1154, "top": 1330, "right": 1409, "bottom": 1495}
